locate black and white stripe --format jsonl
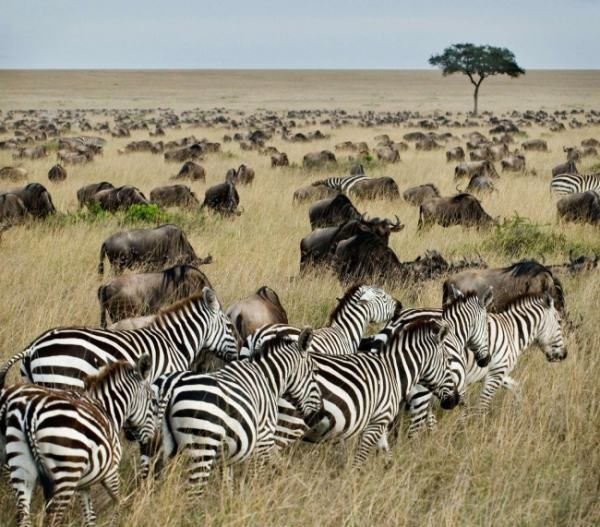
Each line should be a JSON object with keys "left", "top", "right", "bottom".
{"left": 0, "top": 288, "right": 239, "bottom": 390}
{"left": 550, "top": 173, "right": 600, "bottom": 195}
{"left": 0, "top": 355, "right": 156, "bottom": 527}
{"left": 153, "top": 329, "right": 321, "bottom": 493}
{"left": 319, "top": 174, "right": 369, "bottom": 192}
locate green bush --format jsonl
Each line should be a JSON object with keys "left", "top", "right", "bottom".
{"left": 124, "top": 203, "right": 170, "bottom": 224}
{"left": 482, "top": 214, "right": 567, "bottom": 259}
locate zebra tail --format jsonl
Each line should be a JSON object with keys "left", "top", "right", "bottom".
{"left": 24, "top": 403, "right": 55, "bottom": 503}
{"left": 98, "top": 242, "right": 106, "bottom": 275}
{"left": 0, "top": 350, "right": 31, "bottom": 389}
{"left": 417, "top": 206, "right": 424, "bottom": 230}
{"left": 552, "top": 274, "right": 566, "bottom": 314}
{"left": 98, "top": 285, "right": 108, "bottom": 328}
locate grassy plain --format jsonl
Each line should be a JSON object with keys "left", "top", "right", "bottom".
{"left": 0, "top": 70, "right": 598, "bottom": 526}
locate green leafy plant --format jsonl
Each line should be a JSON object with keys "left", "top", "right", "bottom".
{"left": 124, "top": 203, "right": 170, "bottom": 224}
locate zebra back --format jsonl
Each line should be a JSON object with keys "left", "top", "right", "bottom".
{"left": 317, "top": 174, "right": 369, "bottom": 192}
{"left": 551, "top": 173, "right": 600, "bottom": 195}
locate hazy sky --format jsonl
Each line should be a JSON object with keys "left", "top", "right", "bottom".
{"left": 2, "top": 0, "right": 599, "bottom": 69}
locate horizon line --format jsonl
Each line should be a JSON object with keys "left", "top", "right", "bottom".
{"left": 1, "top": 67, "right": 599, "bottom": 72}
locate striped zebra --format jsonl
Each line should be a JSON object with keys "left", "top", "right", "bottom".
{"left": 316, "top": 173, "right": 369, "bottom": 192}
{"left": 550, "top": 172, "right": 600, "bottom": 195}
{"left": 0, "top": 355, "right": 156, "bottom": 527}
{"left": 246, "top": 318, "right": 459, "bottom": 467}
{"left": 152, "top": 328, "right": 321, "bottom": 493}
{"left": 241, "top": 284, "right": 399, "bottom": 357}
{"left": 0, "top": 287, "right": 239, "bottom": 390}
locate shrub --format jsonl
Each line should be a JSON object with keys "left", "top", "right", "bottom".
{"left": 124, "top": 203, "right": 170, "bottom": 224}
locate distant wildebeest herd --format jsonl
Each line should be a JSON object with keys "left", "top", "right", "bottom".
{"left": 0, "top": 104, "right": 598, "bottom": 526}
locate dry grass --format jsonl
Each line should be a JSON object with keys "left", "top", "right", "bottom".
{"left": 0, "top": 71, "right": 599, "bottom": 526}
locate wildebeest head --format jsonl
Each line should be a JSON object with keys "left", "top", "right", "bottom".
{"left": 358, "top": 214, "right": 404, "bottom": 243}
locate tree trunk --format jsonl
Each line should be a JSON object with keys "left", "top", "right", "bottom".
{"left": 473, "top": 83, "right": 480, "bottom": 116}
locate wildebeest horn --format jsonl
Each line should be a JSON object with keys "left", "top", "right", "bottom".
{"left": 568, "top": 249, "right": 575, "bottom": 264}
{"left": 456, "top": 184, "right": 463, "bottom": 193}
{"left": 394, "top": 215, "right": 401, "bottom": 227}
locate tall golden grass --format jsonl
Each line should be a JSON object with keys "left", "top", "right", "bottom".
{"left": 0, "top": 74, "right": 599, "bottom": 525}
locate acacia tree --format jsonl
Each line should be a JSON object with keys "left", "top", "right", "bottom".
{"left": 429, "top": 43, "right": 525, "bottom": 116}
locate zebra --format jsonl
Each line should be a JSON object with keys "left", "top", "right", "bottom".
{"left": 241, "top": 284, "right": 399, "bottom": 357}
{"left": 0, "top": 287, "right": 239, "bottom": 390}
{"left": 152, "top": 328, "right": 321, "bottom": 494}
{"left": 246, "top": 318, "right": 460, "bottom": 467}
{"left": 316, "top": 173, "right": 369, "bottom": 192}
{"left": 550, "top": 172, "right": 600, "bottom": 195}
{"left": 468, "top": 293, "right": 566, "bottom": 412}
{"left": 0, "top": 355, "right": 156, "bottom": 527}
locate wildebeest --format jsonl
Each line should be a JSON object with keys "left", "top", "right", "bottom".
{"left": 309, "top": 193, "right": 361, "bottom": 229}
{"left": 173, "top": 160, "right": 206, "bottom": 181}
{"left": 202, "top": 180, "right": 240, "bottom": 215}
{"left": 463, "top": 173, "right": 496, "bottom": 194}
{"left": 501, "top": 154, "right": 526, "bottom": 172}
{"left": 77, "top": 181, "right": 115, "bottom": 208}
{"left": 403, "top": 183, "right": 440, "bottom": 206}
{"left": 521, "top": 139, "right": 548, "bottom": 152}
{"left": 93, "top": 185, "right": 150, "bottom": 212}
{"left": 556, "top": 191, "right": 600, "bottom": 225}
{"left": 98, "top": 224, "right": 211, "bottom": 275}
{"left": 443, "top": 260, "right": 565, "bottom": 313}
{"left": 271, "top": 152, "right": 289, "bottom": 167}
{"left": 303, "top": 150, "right": 337, "bottom": 169}
{"left": 98, "top": 264, "right": 212, "bottom": 327}
{"left": 552, "top": 160, "right": 578, "bottom": 178}
{"left": 150, "top": 184, "right": 199, "bottom": 208}
{"left": 349, "top": 177, "right": 400, "bottom": 200}
{"left": 293, "top": 184, "right": 339, "bottom": 204}
{"left": 48, "top": 163, "right": 67, "bottom": 182}
{"left": 418, "top": 194, "right": 496, "bottom": 229}
{"left": 0, "top": 193, "right": 28, "bottom": 225}
{"left": 0, "top": 166, "right": 28, "bottom": 182}
{"left": 225, "top": 286, "right": 289, "bottom": 340}
{"left": 2, "top": 183, "right": 56, "bottom": 218}
{"left": 446, "top": 147, "right": 465, "bottom": 162}
{"left": 374, "top": 146, "right": 400, "bottom": 163}
{"left": 164, "top": 143, "right": 204, "bottom": 162}
{"left": 13, "top": 145, "right": 47, "bottom": 160}
{"left": 454, "top": 160, "right": 499, "bottom": 180}
{"left": 226, "top": 164, "right": 255, "bottom": 185}
{"left": 300, "top": 215, "right": 404, "bottom": 271}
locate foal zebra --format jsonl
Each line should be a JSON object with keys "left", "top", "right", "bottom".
{"left": 0, "top": 287, "right": 239, "bottom": 390}
{"left": 0, "top": 355, "right": 156, "bottom": 527}
{"left": 153, "top": 329, "right": 321, "bottom": 494}
{"left": 242, "top": 284, "right": 399, "bottom": 356}
{"left": 550, "top": 172, "right": 600, "bottom": 195}
{"left": 318, "top": 173, "right": 369, "bottom": 192}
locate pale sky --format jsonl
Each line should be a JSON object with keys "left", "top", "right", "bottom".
{"left": 2, "top": 0, "right": 599, "bottom": 69}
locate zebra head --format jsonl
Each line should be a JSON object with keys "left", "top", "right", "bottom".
{"left": 443, "top": 285, "right": 493, "bottom": 368}
{"left": 200, "top": 287, "right": 241, "bottom": 362}
{"left": 535, "top": 294, "right": 567, "bottom": 362}
{"left": 355, "top": 285, "right": 399, "bottom": 324}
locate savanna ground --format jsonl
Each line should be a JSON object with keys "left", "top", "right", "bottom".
{"left": 0, "top": 70, "right": 599, "bottom": 526}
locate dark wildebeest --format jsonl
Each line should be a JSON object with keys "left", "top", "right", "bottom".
{"left": 271, "top": 152, "right": 289, "bottom": 167}
{"left": 552, "top": 160, "right": 578, "bottom": 178}
{"left": 48, "top": 164, "right": 67, "bottom": 182}
{"left": 225, "top": 286, "right": 289, "bottom": 340}
{"left": 446, "top": 147, "right": 465, "bottom": 162}
{"left": 0, "top": 193, "right": 28, "bottom": 225}
{"left": 173, "top": 160, "right": 206, "bottom": 181}
{"left": 300, "top": 215, "right": 404, "bottom": 271}
{"left": 418, "top": 194, "right": 496, "bottom": 229}
{"left": 98, "top": 224, "right": 211, "bottom": 275}
{"left": 226, "top": 164, "right": 255, "bottom": 185}
{"left": 0, "top": 166, "right": 28, "bottom": 182}
{"left": 521, "top": 139, "right": 548, "bottom": 152}
{"left": 463, "top": 174, "right": 496, "bottom": 194}
{"left": 303, "top": 150, "right": 337, "bottom": 169}
{"left": 349, "top": 177, "right": 400, "bottom": 200}
{"left": 77, "top": 181, "right": 115, "bottom": 208}
{"left": 454, "top": 160, "right": 499, "bottom": 180}
{"left": 164, "top": 143, "right": 204, "bottom": 162}
{"left": 374, "top": 146, "right": 400, "bottom": 163}
{"left": 93, "top": 185, "right": 150, "bottom": 212}
{"left": 309, "top": 194, "right": 361, "bottom": 229}
{"left": 97, "top": 264, "right": 212, "bottom": 327}
{"left": 556, "top": 191, "right": 600, "bottom": 225}
{"left": 293, "top": 184, "right": 339, "bottom": 204}
{"left": 501, "top": 154, "right": 526, "bottom": 172}
{"left": 202, "top": 181, "right": 240, "bottom": 215}
{"left": 403, "top": 184, "right": 440, "bottom": 206}
{"left": 350, "top": 163, "right": 365, "bottom": 175}
{"left": 150, "top": 184, "right": 200, "bottom": 208}
{"left": 3, "top": 183, "right": 56, "bottom": 218}
{"left": 443, "top": 260, "right": 565, "bottom": 314}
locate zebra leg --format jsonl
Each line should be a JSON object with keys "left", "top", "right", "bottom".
{"left": 45, "top": 482, "right": 78, "bottom": 527}
{"left": 407, "top": 387, "right": 434, "bottom": 438}
{"left": 478, "top": 370, "right": 506, "bottom": 413}
{"left": 352, "top": 423, "right": 388, "bottom": 470}
{"left": 78, "top": 489, "right": 97, "bottom": 527}
{"left": 501, "top": 376, "right": 522, "bottom": 403}
{"left": 101, "top": 469, "right": 121, "bottom": 527}
{"left": 185, "top": 442, "right": 218, "bottom": 496}
{"left": 9, "top": 465, "right": 36, "bottom": 527}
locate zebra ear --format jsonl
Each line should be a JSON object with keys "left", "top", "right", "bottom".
{"left": 450, "top": 285, "right": 464, "bottom": 300}
{"left": 432, "top": 320, "right": 450, "bottom": 343}
{"left": 358, "top": 288, "right": 377, "bottom": 305}
{"left": 543, "top": 293, "right": 553, "bottom": 309}
{"left": 298, "top": 327, "right": 313, "bottom": 355}
{"left": 136, "top": 354, "right": 152, "bottom": 380}
{"left": 482, "top": 286, "right": 494, "bottom": 308}
{"left": 202, "top": 287, "right": 220, "bottom": 312}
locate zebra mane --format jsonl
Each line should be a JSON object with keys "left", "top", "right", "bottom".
{"left": 155, "top": 293, "right": 203, "bottom": 319}
{"left": 496, "top": 292, "right": 552, "bottom": 312}
{"left": 443, "top": 289, "right": 479, "bottom": 307}
{"left": 251, "top": 331, "right": 297, "bottom": 360}
{"left": 395, "top": 316, "right": 442, "bottom": 335}
{"left": 82, "top": 360, "right": 132, "bottom": 391}
{"left": 328, "top": 284, "right": 365, "bottom": 325}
